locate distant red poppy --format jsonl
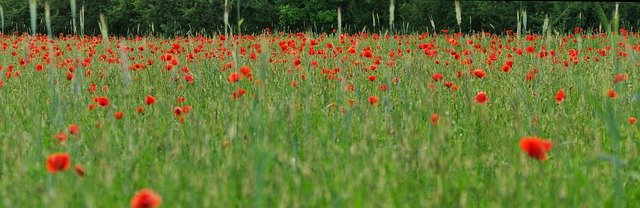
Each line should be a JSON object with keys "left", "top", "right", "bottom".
{"left": 444, "top": 81, "right": 454, "bottom": 88}
{"left": 74, "top": 165, "right": 85, "bottom": 177}
{"left": 228, "top": 72, "right": 241, "bottom": 83}
{"left": 555, "top": 89, "right": 566, "bottom": 103}
{"left": 146, "top": 95, "right": 156, "bottom": 105}
{"left": 475, "top": 91, "right": 488, "bottom": 104}
{"left": 613, "top": 73, "right": 628, "bottom": 84}
{"left": 88, "top": 103, "right": 96, "bottom": 110}
{"left": 608, "top": 89, "right": 617, "bottom": 99}
{"left": 95, "top": 96, "right": 109, "bottom": 107}
{"left": 379, "top": 84, "right": 387, "bottom": 91}
{"left": 184, "top": 74, "right": 194, "bottom": 83}
{"left": 526, "top": 46, "right": 535, "bottom": 53}
{"left": 173, "top": 107, "right": 183, "bottom": 116}
{"left": 46, "top": 153, "right": 71, "bottom": 173}
{"left": 500, "top": 64, "right": 511, "bottom": 72}
{"left": 182, "top": 105, "right": 192, "bottom": 114}
{"left": 232, "top": 88, "right": 246, "bottom": 99}
{"left": 368, "top": 95, "right": 379, "bottom": 105}
{"left": 36, "top": 64, "right": 44, "bottom": 71}
{"left": 69, "top": 124, "right": 80, "bottom": 136}
{"left": 472, "top": 69, "right": 486, "bottom": 78}
{"left": 240, "top": 66, "right": 251, "bottom": 75}
{"left": 431, "top": 113, "right": 439, "bottom": 126}
{"left": 431, "top": 73, "right": 444, "bottom": 82}
{"left": 135, "top": 106, "right": 144, "bottom": 114}
{"left": 368, "top": 75, "right": 377, "bottom": 81}
{"left": 177, "top": 96, "right": 186, "bottom": 104}
{"left": 131, "top": 188, "right": 162, "bottom": 208}
{"left": 114, "top": 111, "right": 124, "bottom": 120}
{"left": 88, "top": 84, "right": 97, "bottom": 94}
{"left": 54, "top": 132, "right": 68, "bottom": 143}
{"left": 345, "top": 83, "right": 355, "bottom": 92}
{"left": 630, "top": 117, "right": 636, "bottom": 124}
{"left": 519, "top": 136, "right": 553, "bottom": 161}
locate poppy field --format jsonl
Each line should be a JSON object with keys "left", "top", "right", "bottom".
{"left": 0, "top": 29, "right": 639, "bottom": 207}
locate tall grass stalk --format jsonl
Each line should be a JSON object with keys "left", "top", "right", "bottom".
{"left": 80, "top": 5, "right": 85, "bottom": 36}
{"left": 389, "top": 0, "right": 395, "bottom": 32}
{"left": 236, "top": 0, "right": 241, "bottom": 35}
{"left": 70, "top": 0, "right": 77, "bottom": 34}
{"left": 99, "top": 13, "right": 109, "bottom": 48}
{"left": 337, "top": 7, "right": 342, "bottom": 35}
{"left": 612, "top": 3, "right": 619, "bottom": 35}
{"left": 372, "top": 12, "right": 376, "bottom": 31}
{"left": 454, "top": 0, "right": 461, "bottom": 32}
{"left": 522, "top": 9, "right": 527, "bottom": 34}
{"left": 0, "top": 6, "right": 4, "bottom": 34}
{"left": 516, "top": 11, "right": 521, "bottom": 39}
{"left": 224, "top": 0, "right": 230, "bottom": 40}
{"left": 429, "top": 16, "right": 435, "bottom": 32}
{"left": 45, "top": 2, "right": 52, "bottom": 37}
{"left": 29, "top": 0, "right": 37, "bottom": 35}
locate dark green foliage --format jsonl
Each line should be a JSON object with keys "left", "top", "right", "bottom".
{"left": 1, "top": 0, "right": 639, "bottom": 36}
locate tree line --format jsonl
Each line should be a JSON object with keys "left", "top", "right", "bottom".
{"left": 0, "top": 0, "right": 638, "bottom": 36}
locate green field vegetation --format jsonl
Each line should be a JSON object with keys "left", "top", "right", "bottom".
{"left": 0, "top": 27, "right": 638, "bottom": 207}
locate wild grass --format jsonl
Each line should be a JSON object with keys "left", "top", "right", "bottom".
{"left": 0, "top": 28, "right": 638, "bottom": 207}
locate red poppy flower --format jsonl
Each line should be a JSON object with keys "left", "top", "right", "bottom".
{"left": 475, "top": 91, "right": 488, "bottom": 104}
{"left": 88, "top": 83, "right": 97, "bottom": 94}
{"left": 472, "top": 69, "right": 486, "bottom": 78}
{"left": 555, "top": 89, "right": 566, "bottom": 103}
{"left": 74, "top": 165, "right": 85, "bottom": 177}
{"left": 36, "top": 64, "right": 44, "bottom": 71}
{"left": 114, "top": 111, "right": 124, "bottom": 120}
{"left": 431, "top": 113, "right": 439, "bottom": 126}
{"left": 69, "top": 124, "right": 80, "bottom": 136}
{"left": 232, "top": 88, "right": 246, "bottom": 99}
{"left": 519, "top": 136, "right": 553, "bottom": 161}
{"left": 54, "top": 132, "right": 68, "bottom": 143}
{"left": 227, "top": 72, "right": 241, "bottom": 83}
{"left": 240, "top": 66, "right": 251, "bottom": 75}
{"left": 630, "top": 117, "right": 637, "bottom": 124}
{"left": 431, "top": 73, "right": 444, "bottom": 82}
{"left": 368, "top": 75, "right": 377, "bottom": 81}
{"left": 345, "top": 83, "right": 355, "bottom": 92}
{"left": 46, "top": 153, "right": 71, "bottom": 173}
{"left": 177, "top": 96, "right": 186, "bottom": 104}
{"left": 379, "top": 84, "right": 387, "bottom": 91}
{"left": 135, "top": 106, "right": 144, "bottom": 114}
{"left": 131, "top": 189, "right": 162, "bottom": 208}
{"left": 613, "top": 73, "right": 628, "bottom": 84}
{"left": 500, "top": 64, "right": 511, "bottom": 72}
{"left": 526, "top": 46, "right": 535, "bottom": 53}
{"left": 146, "top": 95, "right": 156, "bottom": 105}
{"left": 182, "top": 105, "right": 192, "bottom": 114}
{"left": 173, "top": 107, "right": 183, "bottom": 116}
{"left": 184, "top": 75, "right": 194, "bottom": 83}
{"left": 88, "top": 103, "right": 96, "bottom": 110}
{"left": 608, "top": 89, "right": 617, "bottom": 99}
{"left": 368, "top": 95, "right": 379, "bottom": 105}
{"left": 95, "top": 96, "right": 109, "bottom": 107}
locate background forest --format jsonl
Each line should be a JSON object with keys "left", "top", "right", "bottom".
{"left": 0, "top": 1, "right": 638, "bottom": 36}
